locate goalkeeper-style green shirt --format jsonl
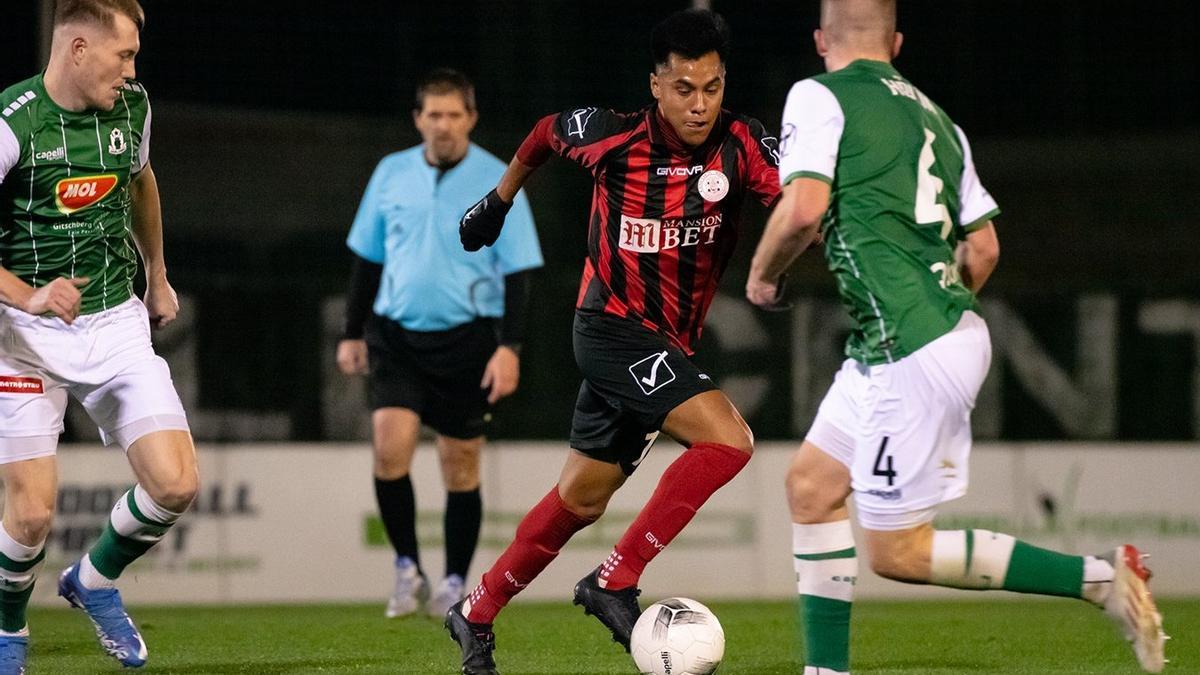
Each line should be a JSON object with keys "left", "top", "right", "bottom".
{"left": 779, "top": 59, "right": 1000, "bottom": 365}
{"left": 0, "top": 74, "right": 152, "bottom": 315}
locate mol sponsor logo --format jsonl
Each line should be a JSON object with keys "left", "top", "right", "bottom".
{"left": 618, "top": 214, "right": 722, "bottom": 254}
{"left": 55, "top": 174, "right": 118, "bottom": 215}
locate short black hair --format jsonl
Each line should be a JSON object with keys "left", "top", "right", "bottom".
{"left": 414, "top": 68, "right": 476, "bottom": 113}
{"left": 651, "top": 9, "right": 730, "bottom": 69}
{"left": 54, "top": 0, "right": 145, "bottom": 31}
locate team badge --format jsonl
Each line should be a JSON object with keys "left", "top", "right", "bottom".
{"left": 629, "top": 350, "right": 676, "bottom": 395}
{"left": 697, "top": 170, "right": 729, "bottom": 202}
{"left": 567, "top": 107, "right": 598, "bottom": 139}
{"left": 108, "top": 128, "right": 127, "bottom": 155}
{"left": 55, "top": 175, "right": 118, "bottom": 214}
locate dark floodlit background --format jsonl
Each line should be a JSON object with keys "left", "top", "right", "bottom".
{"left": 5, "top": 0, "right": 1199, "bottom": 442}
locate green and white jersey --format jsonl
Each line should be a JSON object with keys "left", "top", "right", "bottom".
{"left": 0, "top": 74, "right": 151, "bottom": 315}
{"left": 780, "top": 59, "right": 1000, "bottom": 365}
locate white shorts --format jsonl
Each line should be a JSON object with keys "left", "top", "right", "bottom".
{"left": 0, "top": 297, "right": 189, "bottom": 462}
{"left": 806, "top": 310, "right": 992, "bottom": 531}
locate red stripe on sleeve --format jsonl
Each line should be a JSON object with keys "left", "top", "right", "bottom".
{"left": 516, "top": 114, "right": 557, "bottom": 168}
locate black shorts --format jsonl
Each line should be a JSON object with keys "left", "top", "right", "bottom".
{"left": 570, "top": 311, "right": 718, "bottom": 474}
{"left": 364, "top": 315, "right": 497, "bottom": 440}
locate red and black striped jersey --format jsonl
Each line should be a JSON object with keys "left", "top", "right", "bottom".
{"left": 517, "top": 105, "right": 780, "bottom": 355}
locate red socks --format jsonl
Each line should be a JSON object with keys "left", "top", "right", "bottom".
{"left": 464, "top": 486, "right": 595, "bottom": 623}
{"left": 599, "top": 442, "right": 750, "bottom": 590}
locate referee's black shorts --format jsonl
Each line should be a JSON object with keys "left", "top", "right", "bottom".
{"left": 364, "top": 314, "right": 497, "bottom": 440}
{"left": 570, "top": 311, "right": 718, "bottom": 475}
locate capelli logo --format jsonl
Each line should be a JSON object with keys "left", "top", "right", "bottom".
{"left": 35, "top": 147, "right": 65, "bottom": 162}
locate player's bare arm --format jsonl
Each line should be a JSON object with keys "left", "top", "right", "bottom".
{"left": 956, "top": 221, "right": 1000, "bottom": 293}
{"left": 129, "top": 163, "right": 178, "bottom": 327}
{"left": 496, "top": 156, "right": 537, "bottom": 203}
{"left": 746, "top": 177, "right": 828, "bottom": 307}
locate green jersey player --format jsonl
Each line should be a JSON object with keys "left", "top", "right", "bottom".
{"left": 0, "top": 1, "right": 198, "bottom": 672}
{"left": 746, "top": 0, "right": 1165, "bottom": 673}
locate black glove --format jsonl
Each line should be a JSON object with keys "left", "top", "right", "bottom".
{"left": 460, "top": 189, "right": 512, "bottom": 251}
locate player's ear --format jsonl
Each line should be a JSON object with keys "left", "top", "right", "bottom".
{"left": 71, "top": 36, "right": 89, "bottom": 64}
{"left": 411, "top": 107, "right": 421, "bottom": 128}
{"left": 813, "top": 29, "right": 828, "bottom": 57}
{"left": 892, "top": 32, "right": 904, "bottom": 58}
{"left": 649, "top": 71, "right": 661, "bottom": 101}
{"left": 466, "top": 108, "right": 479, "bottom": 133}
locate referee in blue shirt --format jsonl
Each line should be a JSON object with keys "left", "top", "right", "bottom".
{"left": 336, "top": 69, "right": 543, "bottom": 621}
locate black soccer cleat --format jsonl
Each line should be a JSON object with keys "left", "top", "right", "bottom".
{"left": 572, "top": 567, "right": 642, "bottom": 652}
{"left": 444, "top": 600, "right": 499, "bottom": 675}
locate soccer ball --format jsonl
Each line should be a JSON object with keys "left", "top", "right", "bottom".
{"left": 629, "top": 597, "right": 725, "bottom": 675}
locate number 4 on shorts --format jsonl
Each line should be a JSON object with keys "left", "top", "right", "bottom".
{"left": 872, "top": 437, "right": 897, "bottom": 486}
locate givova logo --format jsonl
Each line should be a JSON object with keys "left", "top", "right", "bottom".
{"left": 55, "top": 174, "right": 118, "bottom": 214}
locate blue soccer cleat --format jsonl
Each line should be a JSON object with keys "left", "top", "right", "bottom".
{"left": 57, "top": 562, "right": 148, "bottom": 668}
{"left": 0, "top": 634, "right": 27, "bottom": 675}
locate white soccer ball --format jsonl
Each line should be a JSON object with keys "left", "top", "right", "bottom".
{"left": 629, "top": 597, "right": 725, "bottom": 675}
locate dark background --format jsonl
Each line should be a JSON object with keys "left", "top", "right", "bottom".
{"left": 4, "top": 1, "right": 1199, "bottom": 441}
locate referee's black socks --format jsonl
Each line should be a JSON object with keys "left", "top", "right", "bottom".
{"left": 444, "top": 488, "right": 482, "bottom": 580}
{"left": 374, "top": 475, "right": 422, "bottom": 573}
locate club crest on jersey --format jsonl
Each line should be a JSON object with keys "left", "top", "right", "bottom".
{"left": 55, "top": 175, "right": 118, "bottom": 215}
{"left": 107, "top": 128, "right": 127, "bottom": 155}
{"left": 566, "top": 107, "right": 598, "bottom": 139}
{"left": 697, "top": 170, "right": 729, "bottom": 202}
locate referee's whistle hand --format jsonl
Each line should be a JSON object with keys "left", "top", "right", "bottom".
{"left": 336, "top": 339, "right": 369, "bottom": 375}
{"left": 481, "top": 345, "right": 520, "bottom": 404}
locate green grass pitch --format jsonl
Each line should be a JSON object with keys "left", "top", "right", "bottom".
{"left": 24, "top": 598, "right": 1198, "bottom": 673}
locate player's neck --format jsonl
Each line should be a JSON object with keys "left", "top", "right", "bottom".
{"left": 825, "top": 51, "right": 892, "bottom": 73}
{"left": 42, "top": 59, "right": 89, "bottom": 112}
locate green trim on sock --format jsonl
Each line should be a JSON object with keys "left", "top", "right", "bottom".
{"left": 0, "top": 549, "right": 44, "bottom": 574}
{"left": 125, "top": 488, "right": 170, "bottom": 527}
{"left": 800, "top": 594, "right": 851, "bottom": 672}
{"left": 87, "top": 523, "right": 157, "bottom": 580}
{"left": 964, "top": 529, "right": 976, "bottom": 577}
{"left": 795, "top": 547, "right": 857, "bottom": 561}
{"left": 0, "top": 584, "right": 33, "bottom": 633}
{"left": 1002, "top": 540, "right": 1084, "bottom": 599}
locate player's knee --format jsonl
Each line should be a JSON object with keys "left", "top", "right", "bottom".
{"left": 8, "top": 505, "right": 54, "bottom": 544}
{"left": 559, "top": 493, "right": 609, "bottom": 521}
{"left": 716, "top": 422, "right": 754, "bottom": 455}
{"left": 786, "top": 467, "right": 838, "bottom": 522}
{"left": 146, "top": 469, "right": 199, "bottom": 513}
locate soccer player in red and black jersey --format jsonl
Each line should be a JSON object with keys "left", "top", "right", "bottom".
{"left": 447, "top": 10, "right": 779, "bottom": 673}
